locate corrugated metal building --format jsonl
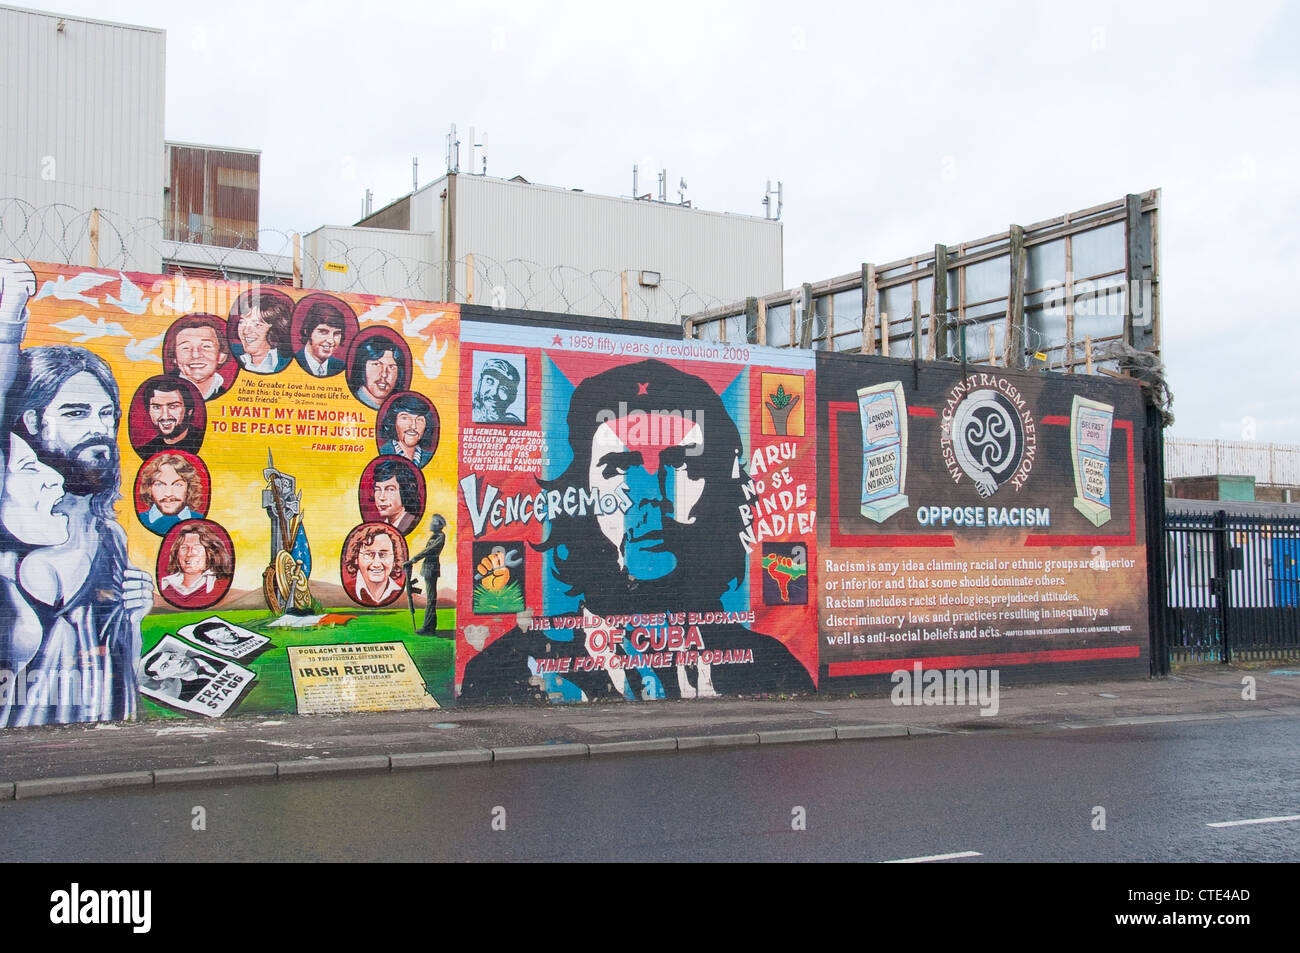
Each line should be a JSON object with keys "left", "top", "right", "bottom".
{"left": 164, "top": 141, "right": 261, "bottom": 248}
{"left": 320, "top": 171, "right": 783, "bottom": 323}
{"left": 0, "top": 4, "right": 164, "bottom": 271}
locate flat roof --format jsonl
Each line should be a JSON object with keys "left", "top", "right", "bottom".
{"left": 0, "top": 3, "right": 164, "bottom": 35}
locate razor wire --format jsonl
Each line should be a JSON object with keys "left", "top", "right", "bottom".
{"left": 0, "top": 199, "right": 731, "bottom": 325}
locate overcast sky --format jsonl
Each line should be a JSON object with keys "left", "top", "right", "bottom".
{"left": 46, "top": 0, "right": 1300, "bottom": 444}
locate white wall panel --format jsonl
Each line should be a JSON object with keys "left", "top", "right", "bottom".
{"left": 1, "top": 6, "right": 164, "bottom": 270}
{"left": 452, "top": 174, "right": 782, "bottom": 324}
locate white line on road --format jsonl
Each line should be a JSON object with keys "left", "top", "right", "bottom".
{"left": 883, "top": 851, "right": 982, "bottom": 863}
{"left": 1206, "top": 814, "right": 1300, "bottom": 828}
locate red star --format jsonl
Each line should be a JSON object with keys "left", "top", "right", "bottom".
{"left": 551, "top": 335, "right": 563, "bottom": 346}
{"left": 637, "top": 382, "right": 650, "bottom": 394}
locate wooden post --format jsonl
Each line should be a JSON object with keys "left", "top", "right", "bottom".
{"left": 862, "top": 263, "right": 877, "bottom": 354}
{"left": 745, "top": 297, "right": 759, "bottom": 345}
{"left": 1125, "top": 192, "right": 1156, "bottom": 352}
{"left": 927, "top": 313, "right": 937, "bottom": 360}
{"left": 987, "top": 323, "right": 998, "bottom": 365}
{"left": 879, "top": 310, "right": 889, "bottom": 355}
{"left": 1150, "top": 195, "right": 1161, "bottom": 358}
{"left": 620, "top": 270, "right": 630, "bottom": 320}
{"left": 756, "top": 298, "right": 767, "bottom": 346}
{"left": 1085, "top": 335, "right": 1093, "bottom": 374}
{"left": 932, "top": 244, "right": 949, "bottom": 359}
{"left": 88, "top": 208, "right": 100, "bottom": 268}
{"left": 292, "top": 232, "right": 302, "bottom": 289}
{"left": 826, "top": 291, "right": 836, "bottom": 350}
{"left": 1064, "top": 217, "right": 1075, "bottom": 372}
{"left": 798, "top": 283, "right": 814, "bottom": 349}
{"left": 684, "top": 318, "right": 694, "bottom": 339}
{"left": 1007, "top": 224, "right": 1025, "bottom": 368}
{"left": 912, "top": 297, "right": 921, "bottom": 359}
{"left": 466, "top": 253, "right": 475, "bottom": 304}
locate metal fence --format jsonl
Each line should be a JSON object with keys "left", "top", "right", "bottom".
{"left": 1165, "top": 438, "right": 1300, "bottom": 487}
{"left": 1164, "top": 510, "right": 1300, "bottom": 662}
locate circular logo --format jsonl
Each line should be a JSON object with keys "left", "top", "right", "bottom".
{"left": 949, "top": 388, "right": 1024, "bottom": 498}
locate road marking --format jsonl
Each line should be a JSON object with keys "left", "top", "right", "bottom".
{"left": 883, "top": 851, "right": 982, "bottom": 863}
{"left": 1207, "top": 814, "right": 1300, "bottom": 828}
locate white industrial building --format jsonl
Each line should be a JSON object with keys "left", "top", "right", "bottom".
{"left": 0, "top": 4, "right": 165, "bottom": 272}
{"left": 305, "top": 170, "right": 783, "bottom": 324}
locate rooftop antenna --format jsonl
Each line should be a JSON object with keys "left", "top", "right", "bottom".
{"left": 678, "top": 176, "right": 690, "bottom": 207}
{"left": 763, "top": 179, "right": 784, "bottom": 220}
{"left": 413, "top": 156, "right": 419, "bottom": 192}
{"left": 466, "top": 128, "right": 488, "bottom": 175}
{"left": 363, "top": 188, "right": 373, "bottom": 217}
{"left": 658, "top": 169, "right": 667, "bottom": 202}
{"left": 446, "top": 124, "right": 460, "bottom": 173}
{"left": 632, "top": 164, "right": 651, "bottom": 200}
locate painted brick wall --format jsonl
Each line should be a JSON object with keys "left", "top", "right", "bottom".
{"left": 0, "top": 258, "right": 1149, "bottom": 729}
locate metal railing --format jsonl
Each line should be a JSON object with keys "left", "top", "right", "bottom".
{"left": 1164, "top": 510, "right": 1300, "bottom": 662}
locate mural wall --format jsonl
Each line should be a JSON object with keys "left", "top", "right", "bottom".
{"left": 454, "top": 321, "right": 819, "bottom": 702}
{"left": 0, "top": 257, "right": 1150, "bottom": 727}
{"left": 816, "top": 352, "right": 1149, "bottom": 684}
{"left": 0, "top": 260, "right": 459, "bottom": 726}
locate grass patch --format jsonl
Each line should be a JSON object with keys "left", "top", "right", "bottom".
{"left": 140, "top": 607, "right": 457, "bottom": 719}
{"left": 473, "top": 581, "right": 524, "bottom": 614}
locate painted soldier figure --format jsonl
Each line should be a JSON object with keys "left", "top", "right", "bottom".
{"left": 404, "top": 514, "right": 447, "bottom": 634}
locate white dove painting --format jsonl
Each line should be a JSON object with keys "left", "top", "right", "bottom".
{"left": 158, "top": 276, "right": 198, "bottom": 314}
{"left": 357, "top": 301, "right": 401, "bottom": 325}
{"left": 417, "top": 336, "right": 449, "bottom": 379}
{"left": 403, "top": 309, "right": 445, "bottom": 341}
{"left": 124, "top": 331, "right": 167, "bottom": 363}
{"left": 105, "top": 272, "right": 151, "bottom": 314}
{"left": 52, "top": 315, "right": 130, "bottom": 343}
{"left": 34, "top": 271, "right": 115, "bottom": 306}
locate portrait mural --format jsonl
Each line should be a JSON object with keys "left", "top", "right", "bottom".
{"left": 1, "top": 259, "right": 460, "bottom": 726}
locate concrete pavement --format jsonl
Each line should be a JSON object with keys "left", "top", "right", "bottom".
{"left": 2, "top": 662, "right": 1298, "bottom": 799}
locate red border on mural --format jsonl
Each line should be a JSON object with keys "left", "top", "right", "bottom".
{"left": 1023, "top": 418, "right": 1136, "bottom": 547}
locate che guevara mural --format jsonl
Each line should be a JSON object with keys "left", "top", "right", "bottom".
{"left": 0, "top": 255, "right": 1150, "bottom": 728}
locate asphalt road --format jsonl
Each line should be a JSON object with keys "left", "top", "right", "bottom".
{"left": 3, "top": 715, "right": 1297, "bottom": 863}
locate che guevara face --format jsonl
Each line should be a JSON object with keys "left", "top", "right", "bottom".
{"left": 588, "top": 413, "right": 706, "bottom": 582}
